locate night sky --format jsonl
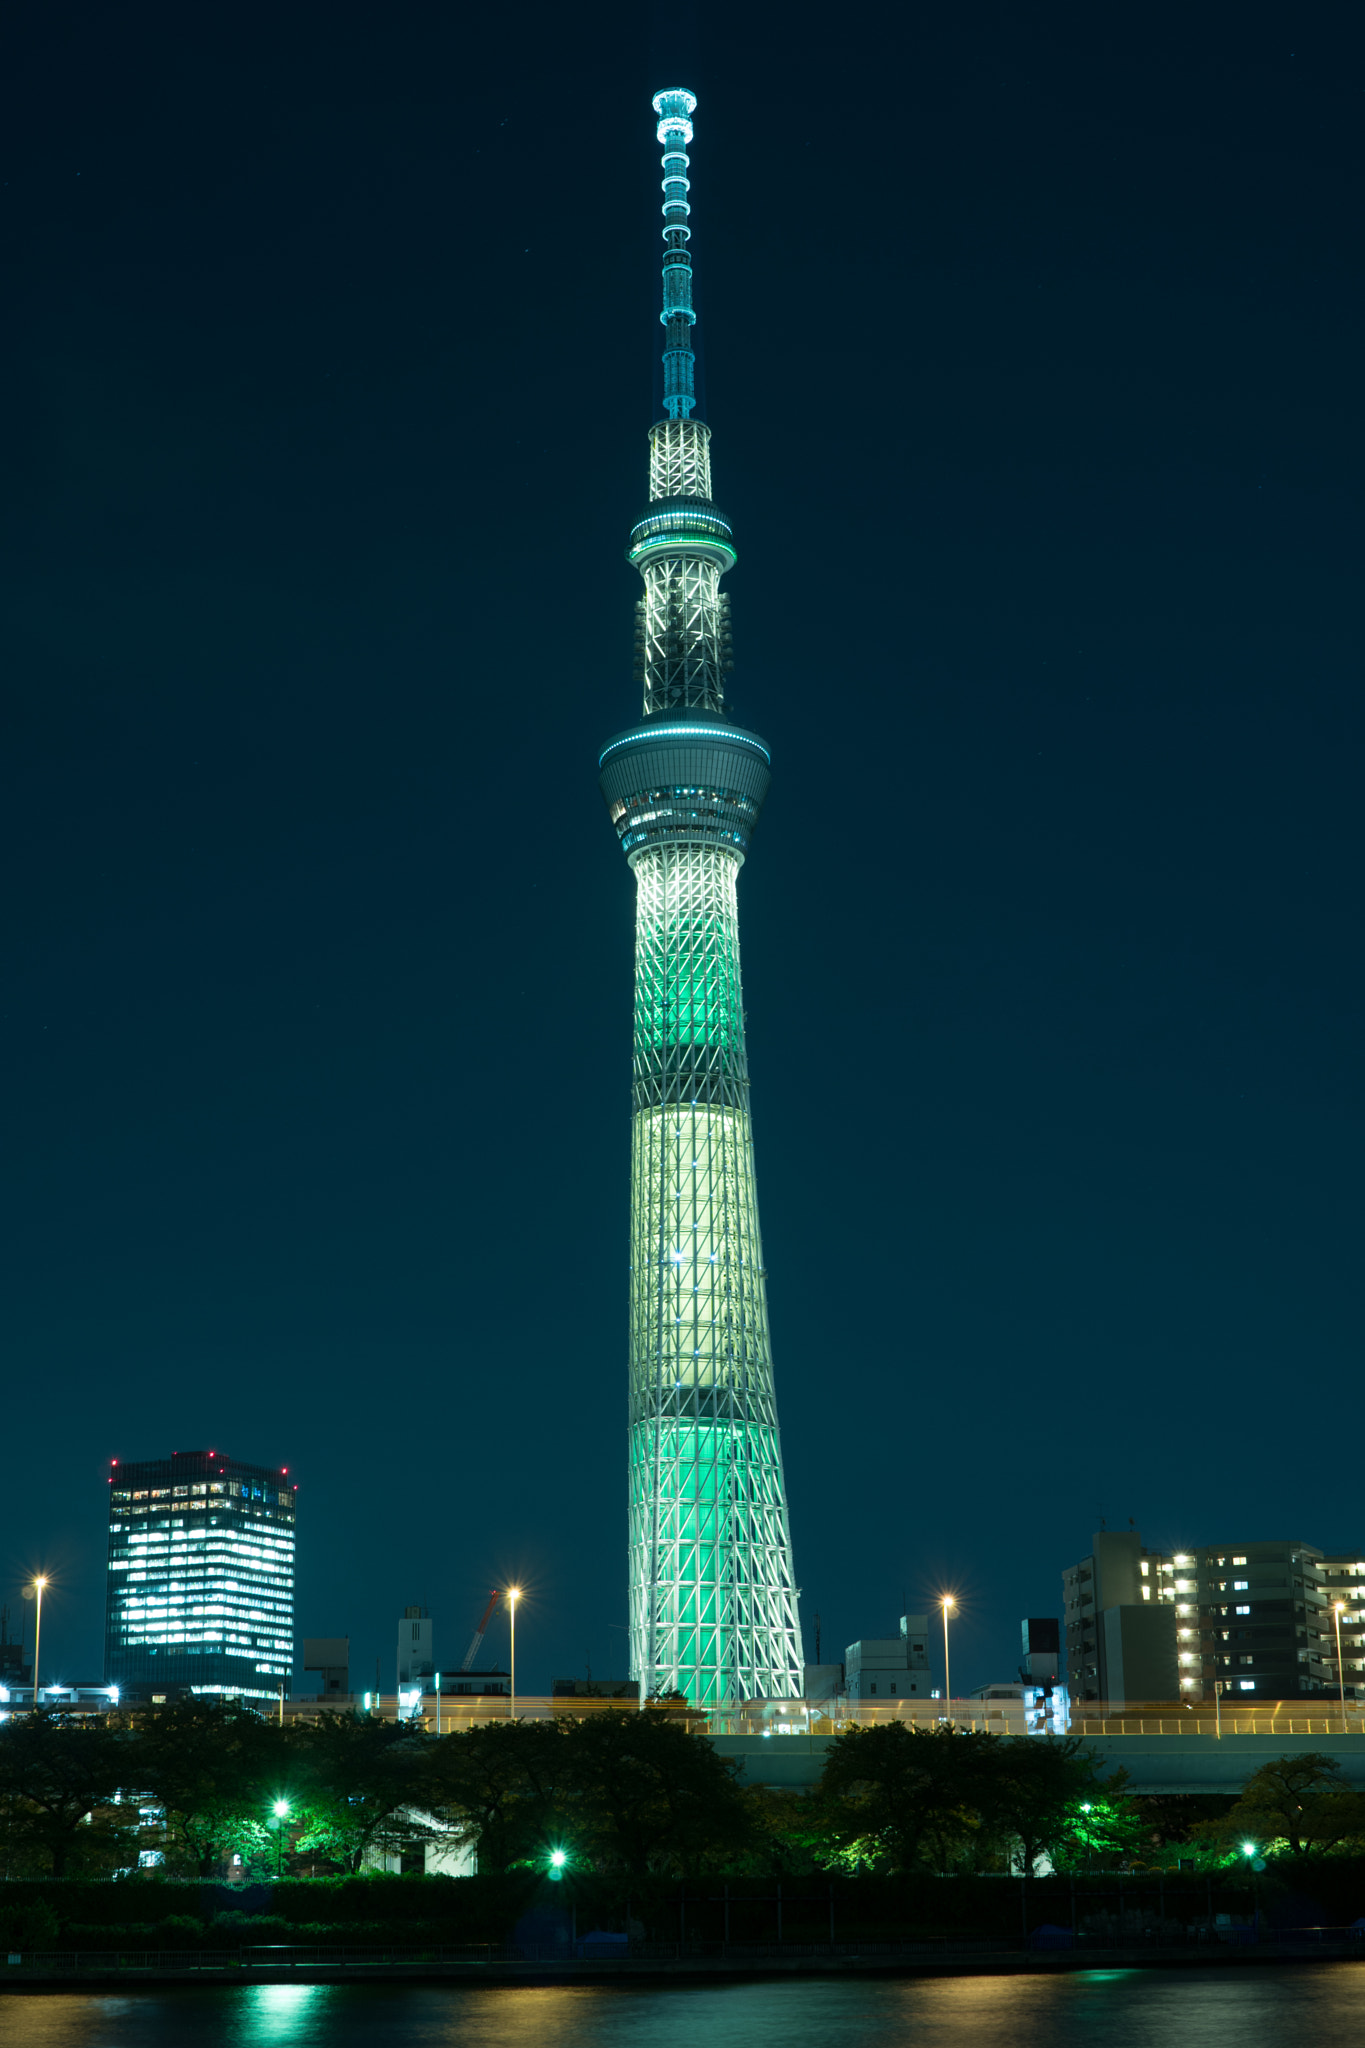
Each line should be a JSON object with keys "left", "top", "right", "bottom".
{"left": 3, "top": 0, "right": 1360, "bottom": 1699}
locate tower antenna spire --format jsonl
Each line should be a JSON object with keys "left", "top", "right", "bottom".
{"left": 653, "top": 88, "right": 699, "bottom": 420}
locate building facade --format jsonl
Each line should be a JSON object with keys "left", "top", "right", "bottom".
{"left": 105, "top": 1449, "right": 296, "bottom": 1703}
{"left": 1062, "top": 1528, "right": 1178, "bottom": 1702}
{"left": 844, "top": 1617, "right": 932, "bottom": 1701}
{"left": 600, "top": 89, "right": 802, "bottom": 1706}
{"left": 397, "top": 1605, "right": 434, "bottom": 1685}
{"left": 1182, "top": 1540, "right": 1332, "bottom": 1701}
{"left": 1064, "top": 1527, "right": 1341, "bottom": 1702}
{"left": 1320, "top": 1556, "right": 1365, "bottom": 1697}
{"left": 303, "top": 1636, "right": 349, "bottom": 1697}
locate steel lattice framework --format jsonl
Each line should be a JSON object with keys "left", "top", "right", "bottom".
{"left": 598, "top": 90, "right": 803, "bottom": 1706}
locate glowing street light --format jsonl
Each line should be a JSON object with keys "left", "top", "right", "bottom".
{"left": 548, "top": 1848, "right": 567, "bottom": 1882}
{"left": 941, "top": 1596, "right": 956, "bottom": 1709}
{"left": 1334, "top": 1603, "right": 1348, "bottom": 1731}
{"left": 508, "top": 1588, "right": 522, "bottom": 1721}
{"left": 272, "top": 1799, "right": 291, "bottom": 1878}
{"left": 22, "top": 1577, "right": 48, "bottom": 1712}
{"left": 1241, "top": 1840, "right": 1257, "bottom": 1858}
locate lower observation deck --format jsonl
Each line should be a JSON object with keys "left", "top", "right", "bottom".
{"left": 600, "top": 716, "right": 771, "bottom": 858}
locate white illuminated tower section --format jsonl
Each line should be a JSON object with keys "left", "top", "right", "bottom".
{"left": 599, "top": 89, "right": 802, "bottom": 1705}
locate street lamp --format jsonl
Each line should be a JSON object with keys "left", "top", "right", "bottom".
{"left": 941, "top": 1596, "right": 956, "bottom": 1711}
{"left": 548, "top": 1848, "right": 567, "bottom": 1882}
{"left": 22, "top": 1578, "right": 48, "bottom": 1711}
{"left": 507, "top": 1588, "right": 522, "bottom": 1721}
{"left": 272, "top": 1799, "right": 290, "bottom": 1878}
{"left": 1334, "top": 1603, "right": 1348, "bottom": 1731}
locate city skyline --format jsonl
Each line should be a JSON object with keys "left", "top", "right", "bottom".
{"left": 2, "top": 6, "right": 1359, "bottom": 1700}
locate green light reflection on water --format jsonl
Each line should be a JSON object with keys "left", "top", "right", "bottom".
{"left": 240, "top": 1983, "right": 326, "bottom": 2041}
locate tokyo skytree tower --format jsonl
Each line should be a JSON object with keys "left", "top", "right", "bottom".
{"left": 598, "top": 89, "right": 803, "bottom": 1706}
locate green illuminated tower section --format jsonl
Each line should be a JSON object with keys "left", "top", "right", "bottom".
{"left": 599, "top": 89, "right": 803, "bottom": 1705}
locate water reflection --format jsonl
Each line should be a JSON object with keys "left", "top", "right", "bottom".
{"left": 229, "top": 1983, "right": 328, "bottom": 2043}
{"left": 6, "top": 1968, "right": 1365, "bottom": 2048}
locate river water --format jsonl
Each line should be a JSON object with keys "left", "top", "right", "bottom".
{"left": 3, "top": 1970, "right": 1365, "bottom": 2047}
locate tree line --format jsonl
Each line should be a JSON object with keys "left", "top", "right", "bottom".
{"left": 2, "top": 1702, "right": 1358, "bottom": 1882}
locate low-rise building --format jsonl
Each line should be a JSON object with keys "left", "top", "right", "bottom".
{"left": 803, "top": 1662, "right": 846, "bottom": 1711}
{"left": 844, "top": 1616, "right": 931, "bottom": 1701}
{"left": 303, "top": 1637, "right": 349, "bottom": 1698}
{"left": 551, "top": 1678, "right": 639, "bottom": 1699}
{"left": 398, "top": 1606, "right": 434, "bottom": 1686}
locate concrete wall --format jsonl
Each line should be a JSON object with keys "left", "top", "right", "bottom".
{"left": 1103, "top": 1603, "right": 1178, "bottom": 1703}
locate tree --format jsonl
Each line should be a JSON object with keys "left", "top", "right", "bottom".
{"left": 423, "top": 1718, "right": 577, "bottom": 1874}
{"left": 985, "top": 1736, "right": 1104, "bottom": 1874}
{"left": 0, "top": 1711, "right": 135, "bottom": 1879}
{"left": 135, "top": 1699, "right": 280, "bottom": 1877}
{"left": 1051, "top": 1768, "right": 1148, "bottom": 1869}
{"left": 818, "top": 1722, "right": 997, "bottom": 1872}
{"left": 741, "top": 1784, "right": 839, "bottom": 1875}
{"left": 564, "top": 1708, "right": 755, "bottom": 1877}
{"left": 1190, "top": 1753, "right": 1365, "bottom": 1859}
{"left": 291, "top": 1713, "right": 442, "bottom": 1874}
{"left": 426, "top": 1712, "right": 755, "bottom": 1878}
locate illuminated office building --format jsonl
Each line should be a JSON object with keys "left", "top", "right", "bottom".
{"left": 599, "top": 89, "right": 803, "bottom": 1705}
{"left": 104, "top": 1448, "right": 296, "bottom": 1702}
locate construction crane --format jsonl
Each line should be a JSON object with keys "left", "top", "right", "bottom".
{"left": 461, "top": 1589, "right": 502, "bottom": 1672}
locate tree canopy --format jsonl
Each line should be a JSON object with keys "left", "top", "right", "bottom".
{"left": 817, "top": 1722, "right": 1111, "bottom": 1874}
{"left": 1189, "top": 1753, "right": 1365, "bottom": 1859}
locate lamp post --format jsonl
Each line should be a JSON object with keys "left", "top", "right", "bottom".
{"left": 26, "top": 1577, "right": 47, "bottom": 1712}
{"left": 1214, "top": 1678, "right": 1224, "bottom": 1739}
{"left": 508, "top": 1588, "right": 521, "bottom": 1721}
{"left": 272, "top": 1800, "right": 290, "bottom": 1879}
{"left": 1334, "top": 1603, "right": 1348, "bottom": 1731}
{"left": 1241, "top": 1838, "right": 1265, "bottom": 1938}
{"left": 435, "top": 1671, "right": 442, "bottom": 1737}
{"left": 941, "top": 1596, "right": 955, "bottom": 1713}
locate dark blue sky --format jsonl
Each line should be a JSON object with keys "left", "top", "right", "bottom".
{"left": 2, "top": 0, "right": 1360, "bottom": 1697}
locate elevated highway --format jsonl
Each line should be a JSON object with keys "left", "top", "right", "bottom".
{"left": 713, "top": 1711, "right": 1365, "bottom": 1795}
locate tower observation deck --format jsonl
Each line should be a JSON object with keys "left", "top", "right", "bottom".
{"left": 598, "top": 90, "right": 803, "bottom": 1706}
